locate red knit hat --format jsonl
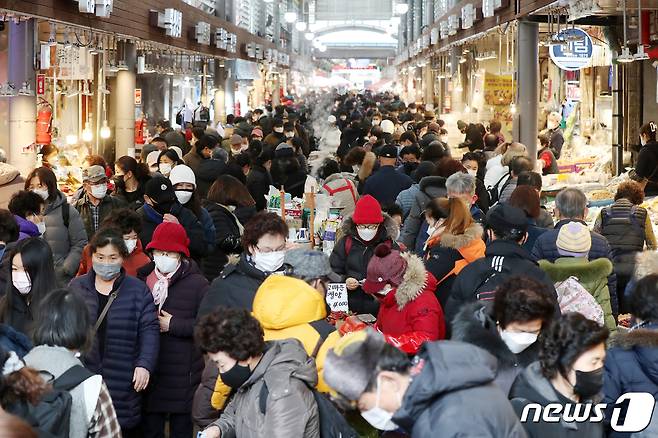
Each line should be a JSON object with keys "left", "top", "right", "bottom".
{"left": 362, "top": 244, "right": 407, "bottom": 294}
{"left": 352, "top": 195, "right": 384, "bottom": 225}
{"left": 146, "top": 222, "right": 190, "bottom": 257}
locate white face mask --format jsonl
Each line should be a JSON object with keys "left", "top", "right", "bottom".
{"left": 253, "top": 250, "right": 285, "bottom": 273}
{"left": 175, "top": 190, "right": 193, "bottom": 205}
{"left": 31, "top": 188, "right": 49, "bottom": 200}
{"left": 357, "top": 227, "right": 378, "bottom": 242}
{"left": 36, "top": 222, "right": 46, "bottom": 236}
{"left": 377, "top": 284, "right": 394, "bottom": 296}
{"left": 285, "top": 132, "right": 295, "bottom": 138}
{"left": 361, "top": 377, "right": 398, "bottom": 431}
{"left": 467, "top": 169, "right": 478, "bottom": 177}
{"left": 440, "top": 136, "right": 448, "bottom": 143}
{"left": 154, "top": 254, "right": 180, "bottom": 274}
{"left": 547, "top": 121, "right": 559, "bottom": 130}
{"left": 90, "top": 184, "right": 108, "bottom": 199}
{"left": 124, "top": 239, "right": 137, "bottom": 254}
{"left": 12, "top": 271, "right": 31, "bottom": 295}
{"left": 274, "top": 127, "right": 284, "bottom": 133}
{"left": 372, "top": 120, "right": 381, "bottom": 126}
{"left": 641, "top": 136, "right": 647, "bottom": 146}
{"left": 159, "top": 163, "right": 172, "bottom": 176}
{"left": 499, "top": 329, "right": 538, "bottom": 354}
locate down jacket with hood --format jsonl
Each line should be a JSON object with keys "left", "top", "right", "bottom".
{"left": 424, "top": 222, "right": 486, "bottom": 307}
{"left": 392, "top": 341, "right": 527, "bottom": 438}
{"left": 43, "top": 191, "right": 88, "bottom": 285}
{"left": 329, "top": 214, "right": 400, "bottom": 315}
{"left": 538, "top": 257, "right": 616, "bottom": 332}
{"left": 452, "top": 302, "right": 542, "bottom": 395}
{"left": 400, "top": 176, "right": 448, "bottom": 250}
{"left": 603, "top": 324, "right": 658, "bottom": 437}
{"left": 373, "top": 252, "right": 445, "bottom": 354}
{"left": 207, "top": 339, "right": 320, "bottom": 438}
{"left": 319, "top": 172, "right": 359, "bottom": 217}
{"left": 510, "top": 361, "right": 604, "bottom": 438}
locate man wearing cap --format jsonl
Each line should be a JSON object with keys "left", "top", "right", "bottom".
{"left": 228, "top": 133, "right": 245, "bottom": 158}
{"left": 445, "top": 203, "right": 557, "bottom": 323}
{"left": 419, "top": 122, "right": 441, "bottom": 150}
{"left": 250, "top": 128, "right": 264, "bottom": 142}
{"left": 362, "top": 145, "right": 413, "bottom": 207}
{"left": 75, "top": 165, "right": 127, "bottom": 239}
{"left": 264, "top": 119, "right": 286, "bottom": 148}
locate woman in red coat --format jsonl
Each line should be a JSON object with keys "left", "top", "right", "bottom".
{"left": 363, "top": 244, "right": 445, "bottom": 354}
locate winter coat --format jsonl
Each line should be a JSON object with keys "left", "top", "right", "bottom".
{"left": 549, "top": 127, "right": 565, "bottom": 159}
{"left": 264, "top": 131, "right": 286, "bottom": 149}
{"left": 396, "top": 184, "right": 419, "bottom": 219}
{"left": 400, "top": 176, "right": 447, "bottom": 249}
{"left": 196, "top": 158, "right": 228, "bottom": 199}
{"left": 419, "top": 132, "right": 439, "bottom": 150}
{"left": 111, "top": 177, "right": 150, "bottom": 211}
{"left": 319, "top": 173, "right": 359, "bottom": 216}
{"left": 424, "top": 223, "right": 486, "bottom": 307}
{"left": 1, "top": 289, "right": 35, "bottom": 335}
{"left": 374, "top": 252, "right": 445, "bottom": 354}
{"left": 539, "top": 257, "right": 616, "bottom": 332}
{"left": 362, "top": 165, "right": 414, "bottom": 207}
{"left": 198, "top": 206, "right": 217, "bottom": 254}
{"left": 14, "top": 215, "right": 40, "bottom": 240}
{"left": 510, "top": 361, "right": 604, "bottom": 438}
{"left": 538, "top": 147, "right": 559, "bottom": 175}
{"left": 452, "top": 301, "right": 541, "bottom": 395}
{"left": 137, "top": 202, "right": 208, "bottom": 261}
{"left": 252, "top": 275, "right": 339, "bottom": 393}
{"left": 69, "top": 270, "right": 159, "bottom": 429}
{"left": 76, "top": 240, "right": 151, "bottom": 277}
{"left": 137, "top": 260, "right": 208, "bottom": 413}
{"left": 329, "top": 215, "right": 400, "bottom": 315}
{"left": 604, "top": 324, "right": 658, "bottom": 437}
{"left": 446, "top": 240, "right": 558, "bottom": 324}
{"left": 537, "top": 208, "right": 554, "bottom": 229}
{"left": 392, "top": 341, "right": 528, "bottom": 438}
{"left": 247, "top": 164, "right": 273, "bottom": 211}
{"left": 319, "top": 126, "right": 341, "bottom": 151}
{"left": 532, "top": 219, "right": 618, "bottom": 316}
{"left": 75, "top": 194, "right": 127, "bottom": 239}
{"left": 523, "top": 219, "right": 549, "bottom": 254}
{"left": 43, "top": 191, "right": 88, "bottom": 286}
{"left": 184, "top": 150, "right": 205, "bottom": 175}
{"left": 0, "top": 323, "right": 31, "bottom": 358}
{"left": 208, "top": 339, "right": 320, "bottom": 438}
{"left": 485, "top": 155, "right": 508, "bottom": 189}
{"left": 197, "top": 252, "right": 268, "bottom": 318}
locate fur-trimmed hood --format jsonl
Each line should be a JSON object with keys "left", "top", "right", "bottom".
{"left": 608, "top": 328, "right": 658, "bottom": 349}
{"left": 392, "top": 252, "right": 436, "bottom": 309}
{"left": 358, "top": 151, "right": 377, "bottom": 182}
{"left": 539, "top": 257, "right": 613, "bottom": 283}
{"left": 633, "top": 250, "right": 658, "bottom": 280}
{"left": 440, "top": 223, "right": 484, "bottom": 250}
{"left": 608, "top": 326, "right": 658, "bottom": 386}
{"left": 341, "top": 213, "right": 399, "bottom": 243}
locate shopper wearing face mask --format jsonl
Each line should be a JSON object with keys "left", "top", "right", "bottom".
{"left": 75, "top": 165, "right": 127, "bottom": 239}
{"left": 112, "top": 156, "right": 152, "bottom": 210}
{"left": 363, "top": 244, "right": 444, "bottom": 354}
{"left": 0, "top": 238, "right": 57, "bottom": 335}
{"left": 136, "top": 222, "right": 208, "bottom": 438}
{"left": 69, "top": 228, "right": 159, "bottom": 436}
{"left": 324, "top": 328, "right": 526, "bottom": 437}
{"left": 8, "top": 191, "right": 46, "bottom": 240}
{"left": 630, "top": 121, "right": 658, "bottom": 195}
{"left": 509, "top": 313, "right": 608, "bottom": 438}
{"left": 330, "top": 195, "right": 400, "bottom": 316}
{"left": 76, "top": 208, "right": 151, "bottom": 277}
{"left": 157, "top": 149, "right": 184, "bottom": 178}
{"left": 196, "top": 308, "right": 320, "bottom": 438}
{"left": 263, "top": 119, "right": 286, "bottom": 148}
{"left": 452, "top": 277, "right": 556, "bottom": 395}
{"left": 545, "top": 111, "right": 564, "bottom": 159}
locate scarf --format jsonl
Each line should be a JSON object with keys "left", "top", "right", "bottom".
{"left": 147, "top": 263, "right": 180, "bottom": 311}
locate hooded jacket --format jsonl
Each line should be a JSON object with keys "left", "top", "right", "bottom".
{"left": 320, "top": 173, "right": 359, "bottom": 216}
{"left": 43, "top": 191, "right": 88, "bottom": 285}
{"left": 329, "top": 214, "right": 400, "bottom": 315}
{"left": 76, "top": 239, "right": 151, "bottom": 277}
{"left": 604, "top": 325, "right": 658, "bottom": 437}
{"left": 424, "top": 223, "right": 486, "bottom": 307}
{"left": 539, "top": 257, "right": 616, "bottom": 332}
{"left": 14, "top": 215, "right": 40, "bottom": 240}
{"left": 510, "top": 361, "right": 604, "bottom": 438}
{"left": 373, "top": 252, "right": 445, "bottom": 354}
{"left": 209, "top": 339, "right": 320, "bottom": 438}
{"left": 392, "top": 341, "right": 527, "bottom": 438}
{"left": 400, "top": 176, "right": 448, "bottom": 250}
{"left": 452, "top": 302, "right": 541, "bottom": 395}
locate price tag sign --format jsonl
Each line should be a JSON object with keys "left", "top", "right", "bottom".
{"left": 326, "top": 283, "right": 349, "bottom": 312}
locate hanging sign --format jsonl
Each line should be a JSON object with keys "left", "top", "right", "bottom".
{"left": 134, "top": 88, "right": 142, "bottom": 105}
{"left": 36, "top": 74, "right": 45, "bottom": 96}
{"left": 549, "top": 28, "right": 593, "bottom": 71}
{"left": 326, "top": 283, "right": 349, "bottom": 312}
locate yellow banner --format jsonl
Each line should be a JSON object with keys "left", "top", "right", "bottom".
{"left": 484, "top": 73, "right": 513, "bottom": 106}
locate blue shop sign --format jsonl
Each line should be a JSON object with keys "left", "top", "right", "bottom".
{"left": 549, "top": 29, "right": 593, "bottom": 71}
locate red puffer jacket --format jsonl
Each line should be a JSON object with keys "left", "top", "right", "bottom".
{"left": 373, "top": 252, "right": 445, "bottom": 354}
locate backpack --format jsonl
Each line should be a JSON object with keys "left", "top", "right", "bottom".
{"left": 197, "top": 106, "right": 210, "bottom": 123}
{"left": 487, "top": 172, "right": 511, "bottom": 205}
{"left": 61, "top": 203, "right": 69, "bottom": 228}
{"left": 16, "top": 365, "right": 95, "bottom": 438}
{"left": 258, "top": 330, "right": 359, "bottom": 438}
{"left": 175, "top": 108, "right": 184, "bottom": 126}
{"left": 472, "top": 256, "right": 514, "bottom": 301}
{"left": 555, "top": 276, "right": 604, "bottom": 325}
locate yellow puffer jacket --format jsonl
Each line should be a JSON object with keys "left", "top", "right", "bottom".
{"left": 210, "top": 275, "right": 340, "bottom": 410}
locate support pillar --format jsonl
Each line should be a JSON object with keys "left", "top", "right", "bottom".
{"left": 8, "top": 20, "right": 36, "bottom": 175}
{"left": 114, "top": 41, "right": 136, "bottom": 158}
{"left": 423, "top": 65, "right": 433, "bottom": 109}
{"left": 213, "top": 64, "right": 226, "bottom": 125}
{"left": 517, "top": 20, "right": 539, "bottom": 161}
{"left": 224, "top": 61, "right": 236, "bottom": 116}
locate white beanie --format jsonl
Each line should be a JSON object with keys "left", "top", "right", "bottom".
{"left": 380, "top": 119, "right": 395, "bottom": 134}
{"left": 328, "top": 115, "right": 337, "bottom": 124}
{"left": 169, "top": 164, "right": 196, "bottom": 187}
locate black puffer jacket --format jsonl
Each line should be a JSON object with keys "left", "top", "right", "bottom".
{"left": 329, "top": 215, "right": 399, "bottom": 315}
{"left": 392, "top": 341, "right": 527, "bottom": 437}
{"left": 247, "top": 165, "right": 273, "bottom": 211}
{"left": 400, "top": 176, "right": 447, "bottom": 249}
{"left": 451, "top": 302, "right": 541, "bottom": 395}
{"left": 196, "top": 159, "right": 228, "bottom": 199}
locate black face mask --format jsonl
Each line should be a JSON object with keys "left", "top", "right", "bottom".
{"left": 153, "top": 200, "right": 174, "bottom": 216}
{"left": 573, "top": 368, "right": 603, "bottom": 400}
{"left": 220, "top": 362, "right": 252, "bottom": 389}
{"left": 114, "top": 175, "right": 126, "bottom": 190}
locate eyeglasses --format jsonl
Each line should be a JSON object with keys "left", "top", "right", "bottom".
{"left": 357, "top": 224, "right": 379, "bottom": 230}
{"left": 256, "top": 244, "right": 286, "bottom": 254}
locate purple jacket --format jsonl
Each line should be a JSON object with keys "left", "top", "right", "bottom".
{"left": 14, "top": 215, "right": 40, "bottom": 241}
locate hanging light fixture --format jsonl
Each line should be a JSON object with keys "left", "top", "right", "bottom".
{"left": 284, "top": 12, "right": 297, "bottom": 23}
{"left": 395, "top": 2, "right": 409, "bottom": 15}
{"left": 66, "top": 134, "right": 78, "bottom": 145}
{"left": 295, "top": 21, "right": 307, "bottom": 32}
{"left": 82, "top": 122, "right": 93, "bottom": 142}
{"left": 319, "top": 45, "right": 327, "bottom": 53}
{"left": 47, "top": 22, "right": 57, "bottom": 46}
{"left": 100, "top": 120, "right": 111, "bottom": 139}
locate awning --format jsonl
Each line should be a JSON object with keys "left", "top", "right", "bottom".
{"left": 234, "top": 59, "right": 261, "bottom": 81}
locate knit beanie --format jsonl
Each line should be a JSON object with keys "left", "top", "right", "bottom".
{"left": 380, "top": 119, "right": 395, "bottom": 135}
{"left": 556, "top": 221, "right": 592, "bottom": 257}
{"left": 352, "top": 195, "right": 383, "bottom": 225}
{"left": 362, "top": 244, "right": 407, "bottom": 294}
{"left": 168, "top": 164, "right": 196, "bottom": 188}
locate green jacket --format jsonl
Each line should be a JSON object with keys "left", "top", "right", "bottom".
{"left": 75, "top": 194, "right": 127, "bottom": 239}
{"left": 539, "top": 257, "right": 616, "bottom": 332}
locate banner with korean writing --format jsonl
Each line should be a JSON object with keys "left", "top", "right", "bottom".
{"left": 326, "top": 283, "right": 349, "bottom": 312}
{"left": 484, "top": 72, "right": 514, "bottom": 133}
